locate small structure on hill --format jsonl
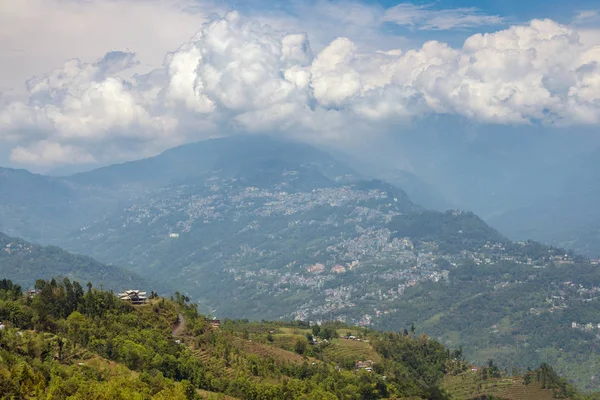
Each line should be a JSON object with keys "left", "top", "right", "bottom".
{"left": 356, "top": 360, "right": 373, "bottom": 370}
{"left": 27, "top": 289, "right": 41, "bottom": 298}
{"left": 118, "top": 289, "right": 147, "bottom": 305}
{"left": 210, "top": 318, "right": 221, "bottom": 329}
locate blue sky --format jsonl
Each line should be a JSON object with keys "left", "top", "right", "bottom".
{"left": 376, "top": 0, "right": 597, "bottom": 22}
{"left": 232, "top": 0, "right": 600, "bottom": 48}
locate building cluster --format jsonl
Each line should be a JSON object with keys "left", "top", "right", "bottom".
{"left": 77, "top": 168, "right": 600, "bottom": 330}
{"left": 572, "top": 322, "right": 600, "bottom": 331}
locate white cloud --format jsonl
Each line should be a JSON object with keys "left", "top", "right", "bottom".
{"left": 2, "top": 52, "right": 176, "bottom": 143}
{"left": 10, "top": 141, "right": 96, "bottom": 166}
{"left": 0, "top": 0, "right": 221, "bottom": 95}
{"left": 383, "top": 3, "right": 505, "bottom": 31}
{"left": 2, "top": 10, "right": 600, "bottom": 168}
{"left": 573, "top": 10, "right": 600, "bottom": 25}
{"left": 577, "top": 29, "right": 600, "bottom": 46}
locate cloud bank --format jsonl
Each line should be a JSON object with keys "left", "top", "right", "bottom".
{"left": 1, "top": 9, "right": 600, "bottom": 167}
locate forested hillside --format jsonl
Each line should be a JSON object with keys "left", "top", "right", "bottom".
{"left": 0, "top": 277, "right": 591, "bottom": 399}
{"left": 0, "top": 232, "right": 150, "bottom": 291}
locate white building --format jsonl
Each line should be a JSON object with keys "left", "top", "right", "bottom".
{"left": 118, "top": 290, "right": 148, "bottom": 305}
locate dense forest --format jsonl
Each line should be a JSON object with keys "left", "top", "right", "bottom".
{"left": 0, "top": 277, "right": 596, "bottom": 399}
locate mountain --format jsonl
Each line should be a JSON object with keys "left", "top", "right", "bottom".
{"left": 375, "top": 169, "right": 452, "bottom": 211}
{"left": 323, "top": 147, "right": 453, "bottom": 211}
{"left": 69, "top": 135, "right": 355, "bottom": 188}
{"left": 354, "top": 124, "right": 600, "bottom": 258}
{"left": 0, "top": 232, "right": 150, "bottom": 291}
{"left": 0, "top": 167, "right": 75, "bottom": 241}
{"left": 488, "top": 148, "right": 600, "bottom": 257}
{"left": 2, "top": 135, "right": 600, "bottom": 389}
{"left": 0, "top": 276, "right": 585, "bottom": 400}
{"left": 0, "top": 166, "right": 130, "bottom": 244}
{"left": 62, "top": 137, "right": 419, "bottom": 317}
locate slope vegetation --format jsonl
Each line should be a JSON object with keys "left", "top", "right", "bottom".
{"left": 0, "top": 277, "right": 584, "bottom": 400}
{"left": 0, "top": 232, "right": 150, "bottom": 291}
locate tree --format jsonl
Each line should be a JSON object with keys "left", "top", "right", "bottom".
{"left": 295, "top": 339, "right": 307, "bottom": 355}
{"left": 312, "top": 325, "right": 321, "bottom": 337}
{"left": 320, "top": 326, "right": 337, "bottom": 340}
{"left": 67, "top": 311, "right": 87, "bottom": 349}
{"left": 410, "top": 322, "right": 415, "bottom": 334}
{"left": 180, "top": 380, "right": 197, "bottom": 400}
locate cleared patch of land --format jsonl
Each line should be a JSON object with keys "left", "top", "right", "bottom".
{"left": 323, "top": 338, "right": 382, "bottom": 364}
{"left": 443, "top": 372, "right": 557, "bottom": 400}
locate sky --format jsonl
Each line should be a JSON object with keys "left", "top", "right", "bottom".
{"left": 1, "top": 0, "right": 599, "bottom": 172}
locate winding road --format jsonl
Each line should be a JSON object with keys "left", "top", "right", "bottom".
{"left": 172, "top": 313, "right": 186, "bottom": 336}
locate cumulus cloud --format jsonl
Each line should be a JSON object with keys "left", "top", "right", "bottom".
{"left": 2, "top": 10, "right": 600, "bottom": 168}
{"left": 383, "top": 3, "right": 505, "bottom": 31}
{"left": 2, "top": 52, "right": 175, "bottom": 143}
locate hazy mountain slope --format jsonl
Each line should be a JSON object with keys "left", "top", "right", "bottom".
{"left": 324, "top": 147, "right": 452, "bottom": 211}
{"left": 68, "top": 135, "right": 354, "bottom": 188}
{"left": 0, "top": 167, "right": 76, "bottom": 241}
{"left": 488, "top": 148, "right": 600, "bottom": 256}
{"left": 0, "top": 232, "right": 150, "bottom": 291}
{"left": 376, "top": 169, "right": 452, "bottom": 211}
{"left": 0, "top": 167, "right": 133, "bottom": 243}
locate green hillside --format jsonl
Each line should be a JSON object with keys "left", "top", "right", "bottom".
{"left": 0, "top": 232, "right": 152, "bottom": 292}
{"left": 0, "top": 277, "right": 590, "bottom": 400}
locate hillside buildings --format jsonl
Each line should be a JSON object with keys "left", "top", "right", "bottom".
{"left": 118, "top": 289, "right": 147, "bottom": 305}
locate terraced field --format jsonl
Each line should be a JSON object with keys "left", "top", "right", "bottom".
{"left": 323, "top": 338, "right": 382, "bottom": 364}
{"left": 269, "top": 326, "right": 382, "bottom": 365}
{"left": 443, "top": 372, "right": 557, "bottom": 400}
{"left": 229, "top": 336, "right": 310, "bottom": 365}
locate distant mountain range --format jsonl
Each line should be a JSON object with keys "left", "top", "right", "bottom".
{"left": 354, "top": 125, "right": 600, "bottom": 257}
{"left": 2, "top": 135, "right": 600, "bottom": 389}
{"left": 486, "top": 148, "right": 600, "bottom": 257}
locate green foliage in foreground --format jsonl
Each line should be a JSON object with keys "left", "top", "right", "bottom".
{"left": 0, "top": 277, "right": 595, "bottom": 399}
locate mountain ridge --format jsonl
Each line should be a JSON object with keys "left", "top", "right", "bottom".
{"left": 0, "top": 231, "right": 153, "bottom": 291}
